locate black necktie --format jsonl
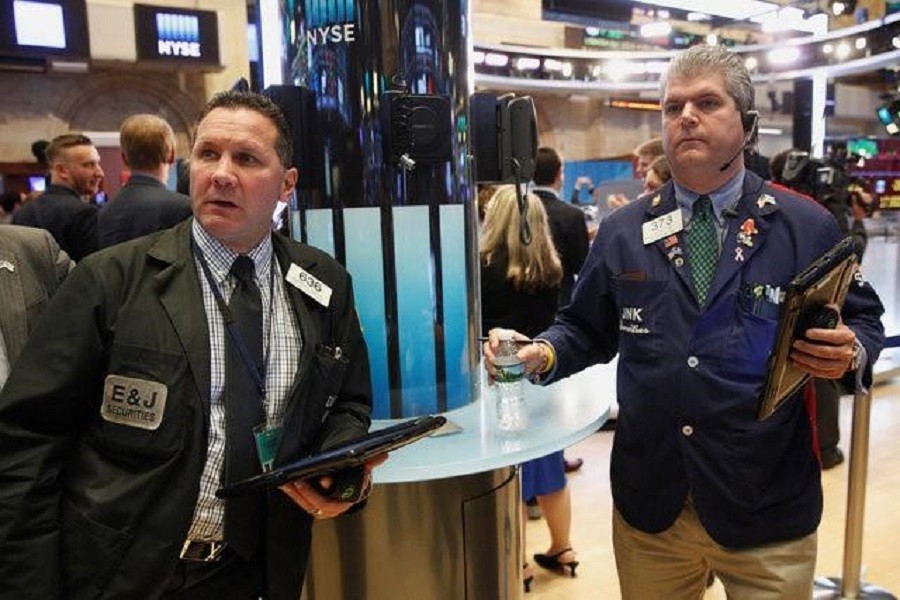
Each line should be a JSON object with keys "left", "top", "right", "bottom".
{"left": 223, "top": 255, "right": 266, "bottom": 559}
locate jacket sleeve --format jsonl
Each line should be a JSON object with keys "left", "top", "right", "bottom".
{"left": 0, "top": 261, "right": 107, "bottom": 599}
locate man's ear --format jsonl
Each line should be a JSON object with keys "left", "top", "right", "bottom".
{"left": 280, "top": 167, "right": 299, "bottom": 201}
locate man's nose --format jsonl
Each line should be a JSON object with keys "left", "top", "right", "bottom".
{"left": 679, "top": 104, "right": 699, "bottom": 125}
{"left": 211, "top": 158, "right": 237, "bottom": 187}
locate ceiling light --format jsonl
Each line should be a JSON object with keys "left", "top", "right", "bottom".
{"left": 472, "top": 51, "right": 485, "bottom": 65}
{"left": 767, "top": 47, "right": 801, "bottom": 65}
{"left": 543, "top": 58, "right": 564, "bottom": 71}
{"left": 893, "top": 36, "right": 900, "bottom": 49}
{"left": 484, "top": 53, "right": 508, "bottom": 67}
{"left": 835, "top": 41, "right": 851, "bottom": 59}
{"left": 823, "top": 43, "right": 833, "bottom": 54}
{"left": 706, "top": 33, "right": 719, "bottom": 46}
{"left": 687, "top": 12, "right": 711, "bottom": 21}
{"left": 561, "top": 62, "right": 573, "bottom": 77}
{"left": 515, "top": 57, "right": 541, "bottom": 70}
{"left": 855, "top": 37, "right": 866, "bottom": 50}
{"left": 744, "top": 56, "right": 758, "bottom": 70}
{"left": 758, "top": 127, "right": 783, "bottom": 135}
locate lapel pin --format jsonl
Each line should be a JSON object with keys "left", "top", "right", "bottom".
{"left": 0, "top": 260, "right": 15, "bottom": 273}
{"left": 756, "top": 194, "right": 776, "bottom": 209}
{"left": 734, "top": 247, "right": 745, "bottom": 262}
{"left": 737, "top": 218, "right": 758, "bottom": 247}
{"left": 664, "top": 235, "right": 678, "bottom": 248}
{"left": 651, "top": 194, "right": 661, "bottom": 208}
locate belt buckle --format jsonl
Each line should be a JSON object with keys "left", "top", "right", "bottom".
{"left": 179, "top": 539, "right": 226, "bottom": 563}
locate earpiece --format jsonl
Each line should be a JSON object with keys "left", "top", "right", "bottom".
{"left": 742, "top": 110, "right": 759, "bottom": 135}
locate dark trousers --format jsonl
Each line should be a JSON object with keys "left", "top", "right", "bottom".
{"left": 815, "top": 378, "right": 841, "bottom": 452}
{"left": 161, "top": 547, "right": 264, "bottom": 600}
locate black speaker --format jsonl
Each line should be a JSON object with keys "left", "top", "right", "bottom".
{"left": 469, "top": 92, "right": 538, "bottom": 183}
{"left": 792, "top": 79, "right": 813, "bottom": 153}
{"left": 261, "top": 85, "right": 323, "bottom": 191}
{"left": 381, "top": 92, "right": 452, "bottom": 166}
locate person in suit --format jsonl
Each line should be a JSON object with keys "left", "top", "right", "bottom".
{"left": 0, "top": 225, "right": 72, "bottom": 390}
{"left": 0, "top": 91, "right": 378, "bottom": 600}
{"left": 97, "top": 114, "right": 193, "bottom": 248}
{"left": 530, "top": 147, "right": 590, "bottom": 308}
{"left": 484, "top": 44, "right": 885, "bottom": 599}
{"left": 12, "top": 134, "right": 103, "bottom": 261}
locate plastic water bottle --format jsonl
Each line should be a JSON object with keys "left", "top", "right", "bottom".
{"left": 493, "top": 332, "right": 528, "bottom": 432}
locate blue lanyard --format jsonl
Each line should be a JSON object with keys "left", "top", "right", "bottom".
{"left": 191, "top": 238, "right": 276, "bottom": 399}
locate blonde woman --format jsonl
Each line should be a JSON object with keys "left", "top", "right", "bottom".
{"left": 480, "top": 186, "right": 579, "bottom": 592}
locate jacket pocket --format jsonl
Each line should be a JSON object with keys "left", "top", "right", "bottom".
{"left": 60, "top": 499, "right": 132, "bottom": 599}
{"left": 298, "top": 344, "right": 350, "bottom": 449}
{"left": 612, "top": 278, "right": 668, "bottom": 363}
{"left": 88, "top": 343, "right": 189, "bottom": 464}
{"left": 720, "top": 309, "right": 778, "bottom": 383}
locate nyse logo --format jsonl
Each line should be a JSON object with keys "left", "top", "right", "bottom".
{"left": 156, "top": 13, "right": 201, "bottom": 58}
{"left": 306, "top": 23, "right": 357, "bottom": 45}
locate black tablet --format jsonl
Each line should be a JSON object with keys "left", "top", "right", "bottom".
{"left": 757, "top": 237, "right": 858, "bottom": 421}
{"left": 215, "top": 414, "right": 446, "bottom": 498}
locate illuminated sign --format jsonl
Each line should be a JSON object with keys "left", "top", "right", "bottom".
{"left": 608, "top": 98, "right": 661, "bottom": 111}
{"left": 303, "top": 0, "right": 357, "bottom": 46}
{"left": 134, "top": 4, "right": 219, "bottom": 66}
{"left": 156, "top": 13, "right": 200, "bottom": 58}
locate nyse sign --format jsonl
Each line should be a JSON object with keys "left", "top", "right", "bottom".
{"left": 307, "top": 23, "right": 356, "bottom": 45}
{"left": 158, "top": 40, "right": 200, "bottom": 57}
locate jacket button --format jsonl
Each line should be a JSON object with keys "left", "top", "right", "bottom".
{"left": 687, "top": 356, "right": 699, "bottom": 368}
{"left": 682, "top": 425, "right": 694, "bottom": 436}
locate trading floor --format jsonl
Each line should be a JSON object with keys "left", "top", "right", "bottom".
{"left": 526, "top": 231, "right": 900, "bottom": 599}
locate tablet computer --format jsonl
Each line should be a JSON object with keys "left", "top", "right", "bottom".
{"left": 216, "top": 414, "right": 446, "bottom": 498}
{"left": 757, "top": 237, "right": 858, "bottom": 421}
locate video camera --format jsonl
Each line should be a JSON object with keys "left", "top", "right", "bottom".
{"left": 781, "top": 150, "right": 875, "bottom": 217}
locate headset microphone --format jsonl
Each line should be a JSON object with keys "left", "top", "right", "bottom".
{"left": 719, "top": 110, "right": 759, "bottom": 172}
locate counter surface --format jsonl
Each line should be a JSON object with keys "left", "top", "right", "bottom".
{"left": 372, "top": 362, "right": 616, "bottom": 484}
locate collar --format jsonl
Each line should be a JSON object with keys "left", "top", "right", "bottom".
{"left": 674, "top": 168, "right": 745, "bottom": 225}
{"left": 191, "top": 220, "right": 273, "bottom": 286}
{"left": 125, "top": 173, "right": 165, "bottom": 187}
{"left": 45, "top": 184, "right": 82, "bottom": 199}
{"left": 530, "top": 185, "right": 561, "bottom": 200}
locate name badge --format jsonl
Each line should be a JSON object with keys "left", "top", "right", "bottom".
{"left": 101, "top": 375, "right": 167, "bottom": 430}
{"left": 287, "top": 264, "right": 332, "bottom": 307}
{"left": 642, "top": 209, "right": 683, "bottom": 245}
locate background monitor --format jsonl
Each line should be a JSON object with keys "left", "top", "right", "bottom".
{"left": 27, "top": 175, "right": 45, "bottom": 192}
{"left": 847, "top": 138, "right": 879, "bottom": 158}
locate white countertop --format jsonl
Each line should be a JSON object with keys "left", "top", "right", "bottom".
{"left": 372, "top": 361, "right": 616, "bottom": 484}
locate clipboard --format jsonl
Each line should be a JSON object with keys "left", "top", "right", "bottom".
{"left": 216, "top": 414, "right": 446, "bottom": 498}
{"left": 757, "top": 237, "right": 858, "bottom": 421}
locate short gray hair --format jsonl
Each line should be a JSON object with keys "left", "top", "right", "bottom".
{"left": 660, "top": 45, "right": 754, "bottom": 114}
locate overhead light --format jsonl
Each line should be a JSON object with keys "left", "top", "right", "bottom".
{"left": 543, "top": 58, "right": 563, "bottom": 71}
{"left": 585, "top": 27, "right": 600, "bottom": 36}
{"left": 835, "top": 41, "right": 851, "bottom": 60}
{"left": 640, "top": 22, "right": 672, "bottom": 38}
{"left": 823, "top": 43, "right": 834, "bottom": 54}
{"left": 687, "top": 12, "right": 711, "bottom": 21}
{"left": 515, "top": 57, "right": 541, "bottom": 71}
{"left": 758, "top": 127, "right": 783, "bottom": 135}
{"left": 893, "top": 36, "right": 900, "bottom": 50}
{"left": 855, "top": 37, "right": 867, "bottom": 50}
{"left": 472, "top": 50, "right": 485, "bottom": 65}
{"left": 831, "top": 0, "right": 857, "bottom": 16}
{"left": 484, "top": 53, "right": 508, "bottom": 67}
{"left": 744, "top": 56, "right": 758, "bottom": 70}
{"left": 767, "top": 47, "right": 801, "bottom": 65}
{"left": 706, "top": 33, "right": 719, "bottom": 46}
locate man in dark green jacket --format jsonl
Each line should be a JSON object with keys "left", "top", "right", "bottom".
{"left": 0, "top": 91, "right": 375, "bottom": 599}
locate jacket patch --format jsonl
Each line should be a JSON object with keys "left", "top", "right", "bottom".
{"left": 620, "top": 306, "right": 649, "bottom": 334}
{"left": 101, "top": 375, "right": 168, "bottom": 430}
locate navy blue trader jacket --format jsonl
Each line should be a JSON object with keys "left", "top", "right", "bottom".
{"left": 540, "top": 171, "right": 884, "bottom": 549}
{"left": 0, "top": 219, "right": 372, "bottom": 600}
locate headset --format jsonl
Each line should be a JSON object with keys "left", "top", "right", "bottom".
{"left": 720, "top": 109, "right": 760, "bottom": 172}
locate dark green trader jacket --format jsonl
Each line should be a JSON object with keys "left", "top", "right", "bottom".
{"left": 0, "top": 219, "right": 373, "bottom": 600}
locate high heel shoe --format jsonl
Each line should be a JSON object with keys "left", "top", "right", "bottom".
{"left": 522, "top": 563, "right": 534, "bottom": 593}
{"left": 533, "top": 548, "right": 579, "bottom": 577}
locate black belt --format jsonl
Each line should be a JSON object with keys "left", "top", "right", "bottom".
{"left": 179, "top": 540, "right": 227, "bottom": 563}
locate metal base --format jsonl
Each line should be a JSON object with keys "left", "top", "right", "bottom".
{"left": 814, "top": 576, "right": 897, "bottom": 599}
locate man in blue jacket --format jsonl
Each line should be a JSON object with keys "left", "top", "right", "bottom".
{"left": 485, "top": 45, "right": 885, "bottom": 599}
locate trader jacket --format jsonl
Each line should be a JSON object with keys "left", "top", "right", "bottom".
{"left": 0, "top": 219, "right": 372, "bottom": 599}
{"left": 541, "top": 171, "right": 884, "bottom": 548}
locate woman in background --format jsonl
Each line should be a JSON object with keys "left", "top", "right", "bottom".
{"left": 642, "top": 155, "right": 671, "bottom": 195}
{"left": 480, "top": 185, "right": 579, "bottom": 592}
